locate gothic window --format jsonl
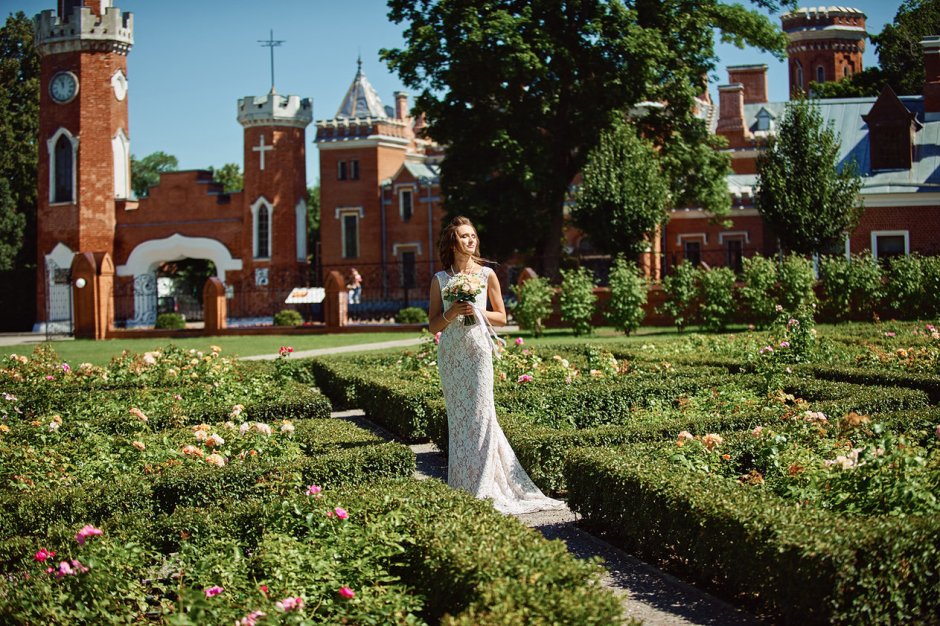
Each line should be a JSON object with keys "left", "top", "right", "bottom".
{"left": 816, "top": 65, "right": 825, "bottom": 84}
{"left": 844, "top": 66, "right": 851, "bottom": 78}
{"left": 250, "top": 197, "right": 274, "bottom": 259}
{"left": 49, "top": 129, "right": 78, "bottom": 204}
{"left": 400, "top": 188, "right": 413, "bottom": 222}
{"left": 112, "top": 128, "right": 130, "bottom": 199}
{"left": 795, "top": 61, "right": 804, "bottom": 90}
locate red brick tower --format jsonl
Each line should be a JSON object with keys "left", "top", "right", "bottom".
{"left": 782, "top": 6, "right": 866, "bottom": 96}
{"left": 34, "top": 0, "right": 134, "bottom": 327}
{"left": 237, "top": 92, "right": 313, "bottom": 293}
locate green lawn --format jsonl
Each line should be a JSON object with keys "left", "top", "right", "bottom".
{"left": 0, "top": 331, "right": 418, "bottom": 366}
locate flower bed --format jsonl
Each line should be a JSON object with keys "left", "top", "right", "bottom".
{"left": 0, "top": 479, "right": 621, "bottom": 624}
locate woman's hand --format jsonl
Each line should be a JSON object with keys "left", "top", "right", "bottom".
{"left": 448, "top": 301, "right": 474, "bottom": 318}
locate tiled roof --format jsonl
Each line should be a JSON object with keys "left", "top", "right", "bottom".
{"left": 335, "top": 60, "right": 387, "bottom": 120}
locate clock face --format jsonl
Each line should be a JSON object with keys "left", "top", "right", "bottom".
{"left": 50, "top": 72, "right": 78, "bottom": 104}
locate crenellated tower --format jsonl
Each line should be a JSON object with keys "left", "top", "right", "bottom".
{"left": 237, "top": 91, "right": 313, "bottom": 289}
{"left": 782, "top": 6, "right": 866, "bottom": 96}
{"left": 34, "top": 0, "right": 134, "bottom": 326}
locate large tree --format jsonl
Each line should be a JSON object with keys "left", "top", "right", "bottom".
{"left": 131, "top": 151, "right": 178, "bottom": 198}
{"left": 382, "top": 0, "right": 790, "bottom": 275}
{"left": 755, "top": 96, "right": 863, "bottom": 255}
{"left": 0, "top": 12, "right": 40, "bottom": 268}
{"left": 813, "top": 0, "right": 940, "bottom": 98}
{"left": 306, "top": 182, "right": 320, "bottom": 263}
{"left": 572, "top": 118, "right": 669, "bottom": 258}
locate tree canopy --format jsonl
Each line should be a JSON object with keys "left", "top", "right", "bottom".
{"left": 0, "top": 12, "right": 40, "bottom": 269}
{"left": 131, "top": 151, "right": 178, "bottom": 198}
{"left": 208, "top": 163, "right": 243, "bottom": 193}
{"left": 382, "top": 0, "right": 791, "bottom": 275}
{"left": 812, "top": 0, "right": 940, "bottom": 98}
{"left": 572, "top": 119, "right": 669, "bottom": 258}
{"left": 755, "top": 96, "right": 863, "bottom": 256}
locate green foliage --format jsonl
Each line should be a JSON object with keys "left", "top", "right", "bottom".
{"left": 698, "top": 267, "right": 737, "bottom": 332}
{"left": 395, "top": 306, "right": 428, "bottom": 324}
{"left": 573, "top": 120, "right": 669, "bottom": 257}
{"left": 739, "top": 254, "right": 779, "bottom": 328}
{"left": 510, "top": 277, "right": 554, "bottom": 337}
{"left": 130, "top": 151, "right": 178, "bottom": 198}
{"left": 755, "top": 96, "right": 863, "bottom": 255}
{"left": 154, "top": 312, "right": 185, "bottom": 330}
{"left": 778, "top": 253, "right": 817, "bottom": 311}
{"left": 606, "top": 256, "right": 648, "bottom": 335}
{"left": 559, "top": 267, "right": 597, "bottom": 336}
{"left": 818, "top": 254, "right": 884, "bottom": 322}
{"left": 884, "top": 254, "right": 928, "bottom": 319}
{"left": 382, "top": 0, "right": 786, "bottom": 273}
{"left": 207, "top": 162, "right": 242, "bottom": 193}
{"left": 307, "top": 182, "right": 320, "bottom": 262}
{"left": 660, "top": 261, "right": 700, "bottom": 332}
{"left": 0, "top": 12, "right": 39, "bottom": 269}
{"left": 273, "top": 309, "right": 303, "bottom": 326}
{"left": 875, "top": 0, "right": 940, "bottom": 96}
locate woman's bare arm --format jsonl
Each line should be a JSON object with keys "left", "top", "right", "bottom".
{"left": 483, "top": 270, "right": 507, "bottom": 327}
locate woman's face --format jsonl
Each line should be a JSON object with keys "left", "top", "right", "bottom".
{"left": 454, "top": 225, "right": 478, "bottom": 256}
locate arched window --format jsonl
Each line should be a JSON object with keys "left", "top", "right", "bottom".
{"left": 112, "top": 128, "right": 130, "bottom": 199}
{"left": 795, "top": 61, "right": 804, "bottom": 90}
{"left": 843, "top": 66, "right": 851, "bottom": 78}
{"left": 295, "top": 199, "right": 307, "bottom": 260}
{"left": 54, "top": 134, "right": 74, "bottom": 203}
{"left": 816, "top": 65, "right": 825, "bottom": 84}
{"left": 256, "top": 205, "right": 270, "bottom": 258}
{"left": 251, "top": 197, "right": 274, "bottom": 259}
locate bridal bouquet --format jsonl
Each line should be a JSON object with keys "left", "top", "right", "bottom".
{"left": 443, "top": 273, "right": 484, "bottom": 325}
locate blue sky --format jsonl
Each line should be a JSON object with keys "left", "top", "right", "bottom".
{"left": 10, "top": 1, "right": 901, "bottom": 186}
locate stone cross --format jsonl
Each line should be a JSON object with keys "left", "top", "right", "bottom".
{"left": 253, "top": 134, "right": 273, "bottom": 170}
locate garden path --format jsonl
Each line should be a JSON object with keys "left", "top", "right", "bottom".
{"left": 331, "top": 408, "right": 761, "bottom": 626}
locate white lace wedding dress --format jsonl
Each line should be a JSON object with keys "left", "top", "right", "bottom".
{"left": 436, "top": 268, "right": 565, "bottom": 515}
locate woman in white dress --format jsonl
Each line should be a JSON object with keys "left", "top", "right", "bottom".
{"left": 428, "top": 216, "right": 565, "bottom": 515}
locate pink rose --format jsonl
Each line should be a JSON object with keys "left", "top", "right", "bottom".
{"left": 517, "top": 374, "right": 533, "bottom": 383}
{"left": 75, "top": 524, "right": 103, "bottom": 545}
{"left": 434, "top": 331, "right": 442, "bottom": 344}
{"left": 238, "top": 610, "right": 266, "bottom": 626}
{"left": 338, "top": 586, "right": 355, "bottom": 599}
{"left": 334, "top": 507, "right": 349, "bottom": 520}
{"left": 306, "top": 484, "right": 322, "bottom": 496}
{"left": 34, "top": 548, "right": 55, "bottom": 562}
{"left": 204, "top": 585, "right": 224, "bottom": 598}
{"left": 514, "top": 337, "right": 524, "bottom": 346}
{"left": 276, "top": 596, "right": 304, "bottom": 612}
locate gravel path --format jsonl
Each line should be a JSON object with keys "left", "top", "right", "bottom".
{"left": 332, "top": 409, "right": 761, "bottom": 626}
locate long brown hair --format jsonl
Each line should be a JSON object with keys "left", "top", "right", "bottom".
{"left": 438, "top": 216, "right": 485, "bottom": 270}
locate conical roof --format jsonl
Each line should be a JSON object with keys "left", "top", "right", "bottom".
{"left": 335, "top": 58, "right": 387, "bottom": 119}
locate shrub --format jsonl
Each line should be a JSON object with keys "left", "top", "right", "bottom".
{"left": 395, "top": 306, "right": 428, "bottom": 324}
{"left": 154, "top": 312, "right": 185, "bottom": 329}
{"left": 778, "top": 254, "right": 817, "bottom": 311}
{"left": 884, "top": 254, "right": 925, "bottom": 319}
{"left": 739, "top": 254, "right": 778, "bottom": 328}
{"left": 819, "top": 254, "right": 883, "bottom": 321}
{"left": 559, "top": 267, "right": 597, "bottom": 336}
{"left": 510, "top": 276, "right": 554, "bottom": 337}
{"left": 921, "top": 255, "right": 940, "bottom": 317}
{"left": 606, "top": 255, "right": 648, "bottom": 335}
{"left": 659, "top": 261, "right": 699, "bottom": 332}
{"left": 272, "top": 308, "right": 303, "bottom": 326}
{"left": 698, "top": 267, "right": 736, "bottom": 332}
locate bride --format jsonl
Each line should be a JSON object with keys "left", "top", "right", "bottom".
{"left": 428, "top": 216, "right": 565, "bottom": 515}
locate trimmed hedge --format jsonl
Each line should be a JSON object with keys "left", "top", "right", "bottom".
{"left": 566, "top": 445, "right": 940, "bottom": 624}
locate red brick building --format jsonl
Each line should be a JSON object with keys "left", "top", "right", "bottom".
{"left": 34, "top": 0, "right": 310, "bottom": 330}
{"left": 671, "top": 6, "right": 940, "bottom": 272}
{"left": 315, "top": 62, "right": 444, "bottom": 311}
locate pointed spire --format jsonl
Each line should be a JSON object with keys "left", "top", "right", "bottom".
{"left": 335, "top": 58, "right": 387, "bottom": 119}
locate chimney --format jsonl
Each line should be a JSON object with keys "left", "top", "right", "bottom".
{"left": 716, "top": 84, "right": 750, "bottom": 141}
{"left": 727, "top": 65, "right": 768, "bottom": 104}
{"left": 922, "top": 36, "right": 940, "bottom": 121}
{"left": 394, "top": 91, "right": 409, "bottom": 121}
